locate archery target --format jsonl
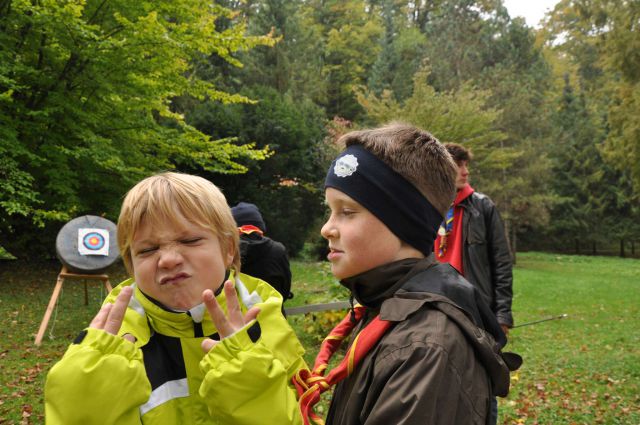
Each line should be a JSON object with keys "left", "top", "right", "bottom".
{"left": 56, "top": 215, "right": 119, "bottom": 273}
{"left": 78, "top": 228, "right": 109, "bottom": 256}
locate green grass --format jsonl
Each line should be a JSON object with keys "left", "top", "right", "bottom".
{"left": 0, "top": 253, "right": 638, "bottom": 424}
{"left": 500, "top": 253, "right": 640, "bottom": 424}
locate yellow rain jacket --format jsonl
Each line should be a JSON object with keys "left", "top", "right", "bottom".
{"left": 45, "top": 272, "right": 305, "bottom": 424}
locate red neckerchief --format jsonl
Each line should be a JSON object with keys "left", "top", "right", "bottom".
{"left": 292, "top": 306, "right": 392, "bottom": 425}
{"left": 434, "top": 184, "right": 474, "bottom": 274}
{"left": 238, "top": 225, "right": 263, "bottom": 236}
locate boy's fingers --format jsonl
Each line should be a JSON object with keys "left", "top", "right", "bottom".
{"left": 122, "top": 333, "right": 137, "bottom": 344}
{"left": 201, "top": 338, "right": 219, "bottom": 353}
{"left": 243, "top": 307, "right": 260, "bottom": 324}
{"left": 223, "top": 280, "right": 243, "bottom": 326}
{"left": 89, "top": 303, "right": 113, "bottom": 329}
{"left": 203, "top": 289, "right": 233, "bottom": 337}
{"left": 104, "top": 286, "right": 133, "bottom": 335}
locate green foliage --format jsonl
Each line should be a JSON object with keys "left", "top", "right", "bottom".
{"left": 232, "top": 0, "right": 327, "bottom": 102}
{"left": 544, "top": 0, "right": 640, "bottom": 207}
{"left": 2, "top": 0, "right": 638, "bottom": 258}
{"left": 0, "top": 0, "right": 272, "bottom": 258}
{"left": 186, "top": 85, "right": 331, "bottom": 256}
{"left": 309, "top": 0, "right": 384, "bottom": 119}
{"left": 357, "top": 66, "right": 511, "bottom": 182}
{"left": 422, "top": 0, "right": 509, "bottom": 92}
{"left": 545, "top": 73, "right": 639, "bottom": 254}
{"left": 367, "top": 2, "right": 427, "bottom": 101}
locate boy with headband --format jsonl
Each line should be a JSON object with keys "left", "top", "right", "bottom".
{"left": 293, "top": 122, "right": 518, "bottom": 424}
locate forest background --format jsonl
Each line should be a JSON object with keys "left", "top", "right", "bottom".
{"left": 1, "top": 0, "right": 639, "bottom": 261}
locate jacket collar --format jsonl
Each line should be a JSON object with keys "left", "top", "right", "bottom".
{"left": 340, "top": 257, "right": 435, "bottom": 309}
{"left": 118, "top": 272, "right": 233, "bottom": 341}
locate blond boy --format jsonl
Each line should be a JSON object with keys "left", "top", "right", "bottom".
{"left": 45, "top": 172, "right": 306, "bottom": 424}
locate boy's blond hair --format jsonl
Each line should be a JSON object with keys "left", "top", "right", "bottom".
{"left": 338, "top": 122, "right": 457, "bottom": 215}
{"left": 117, "top": 172, "right": 240, "bottom": 275}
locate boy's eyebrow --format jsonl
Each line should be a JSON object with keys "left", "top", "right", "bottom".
{"left": 131, "top": 237, "right": 157, "bottom": 247}
{"left": 133, "top": 228, "right": 208, "bottom": 246}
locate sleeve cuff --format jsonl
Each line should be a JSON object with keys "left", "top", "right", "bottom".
{"left": 69, "top": 328, "right": 142, "bottom": 361}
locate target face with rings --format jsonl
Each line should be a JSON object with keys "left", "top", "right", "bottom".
{"left": 77, "top": 228, "right": 109, "bottom": 256}
{"left": 83, "top": 232, "right": 106, "bottom": 251}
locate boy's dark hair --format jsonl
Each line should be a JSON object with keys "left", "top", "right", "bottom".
{"left": 444, "top": 143, "right": 473, "bottom": 163}
{"left": 338, "top": 122, "right": 457, "bottom": 216}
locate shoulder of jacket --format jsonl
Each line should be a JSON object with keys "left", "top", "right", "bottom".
{"left": 376, "top": 307, "right": 465, "bottom": 358}
{"left": 471, "top": 192, "right": 497, "bottom": 210}
{"left": 472, "top": 191, "right": 491, "bottom": 202}
{"left": 236, "top": 272, "right": 283, "bottom": 303}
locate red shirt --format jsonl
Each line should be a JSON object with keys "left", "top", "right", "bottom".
{"left": 434, "top": 184, "right": 474, "bottom": 275}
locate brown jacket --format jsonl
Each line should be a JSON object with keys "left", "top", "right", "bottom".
{"left": 326, "top": 258, "right": 512, "bottom": 425}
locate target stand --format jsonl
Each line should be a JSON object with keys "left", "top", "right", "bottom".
{"left": 35, "top": 215, "right": 120, "bottom": 346}
{"left": 34, "top": 266, "right": 113, "bottom": 345}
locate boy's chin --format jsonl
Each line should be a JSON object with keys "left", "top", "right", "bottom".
{"left": 162, "top": 296, "right": 202, "bottom": 312}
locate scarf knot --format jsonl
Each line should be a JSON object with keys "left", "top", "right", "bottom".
{"left": 292, "top": 305, "right": 392, "bottom": 425}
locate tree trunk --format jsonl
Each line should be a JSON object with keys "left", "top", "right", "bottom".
{"left": 511, "top": 224, "right": 517, "bottom": 266}
{"left": 592, "top": 241, "right": 596, "bottom": 255}
{"left": 504, "top": 218, "right": 514, "bottom": 263}
{"left": 620, "top": 238, "right": 626, "bottom": 258}
{"left": 632, "top": 241, "right": 635, "bottom": 256}
{"left": 575, "top": 239, "right": 580, "bottom": 255}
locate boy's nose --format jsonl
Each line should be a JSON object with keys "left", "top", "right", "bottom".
{"left": 158, "top": 247, "right": 183, "bottom": 269}
{"left": 320, "top": 219, "right": 336, "bottom": 239}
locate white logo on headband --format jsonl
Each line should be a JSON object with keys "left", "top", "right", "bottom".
{"left": 334, "top": 154, "right": 358, "bottom": 177}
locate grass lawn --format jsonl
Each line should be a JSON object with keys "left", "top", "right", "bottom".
{"left": 0, "top": 252, "right": 638, "bottom": 424}
{"left": 500, "top": 253, "right": 639, "bottom": 424}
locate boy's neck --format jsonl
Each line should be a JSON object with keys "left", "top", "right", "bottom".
{"left": 340, "top": 257, "right": 425, "bottom": 309}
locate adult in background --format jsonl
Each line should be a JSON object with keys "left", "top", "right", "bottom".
{"left": 231, "top": 202, "right": 293, "bottom": 303}
{"left": 434, "top": 143, "right": 514, "bottom": 424}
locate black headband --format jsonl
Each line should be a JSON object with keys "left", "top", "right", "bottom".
{"left": 324, "top": 144, "right": 443, "bottom": 255}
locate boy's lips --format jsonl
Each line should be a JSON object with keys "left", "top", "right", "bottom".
{"left": 160, "top": 272, "right": 190, "bottom": 285}
{"left": 327, "top": 248, "right": 343, "bottom": 261}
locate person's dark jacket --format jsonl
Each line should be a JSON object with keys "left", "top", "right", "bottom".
{"left": 239, "top": 232, "right": 292, "bottom": 301}
{"left": 326, "top": 256, "right": 515, "bottom": 425}
{"left": 460, "top": 192, "right": 513, "bottom": 327}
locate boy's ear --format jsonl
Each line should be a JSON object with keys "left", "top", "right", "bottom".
{"left": 224, "top": 237, "right": 235, "bottom": 267}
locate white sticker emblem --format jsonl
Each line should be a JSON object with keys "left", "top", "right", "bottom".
{"left": 334, "top": 154, "right": 358, "bottom": 177}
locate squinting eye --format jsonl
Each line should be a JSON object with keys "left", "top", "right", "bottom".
{"left": 182, "top": 238, "right": 202, "bottom": 244}
{"left": 137, "top": 247, "right": 157, "bottom": 255}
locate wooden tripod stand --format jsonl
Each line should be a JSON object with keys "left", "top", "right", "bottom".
{"left": 34, "top": 266, "right": 113, "bottom": 346}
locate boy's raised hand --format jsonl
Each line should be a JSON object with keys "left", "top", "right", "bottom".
{"left": 89, "top": 285, "right": 136, "bottom": 343}
{"left": 201, "top": 280, "right": 260, "bottom": 353}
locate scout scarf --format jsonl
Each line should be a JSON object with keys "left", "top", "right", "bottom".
{"left": 435, "top": 183, "right": 474, "bottom": 273}
{"left": 238, "top": 224, "right": 263, "bottom": 236}
{"left": 292, "top": 306, "right": 392, "bottom": 425}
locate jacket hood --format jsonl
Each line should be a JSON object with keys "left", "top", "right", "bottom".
{"left": 378, "top": 260, "right": 519, "bottom": 397}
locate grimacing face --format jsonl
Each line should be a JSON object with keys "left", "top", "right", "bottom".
{"left": 130, "top": 212, "right": 233, "bottom": 310}
{"left": 321, "top": 188, "right": 423, "bottom": 279}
